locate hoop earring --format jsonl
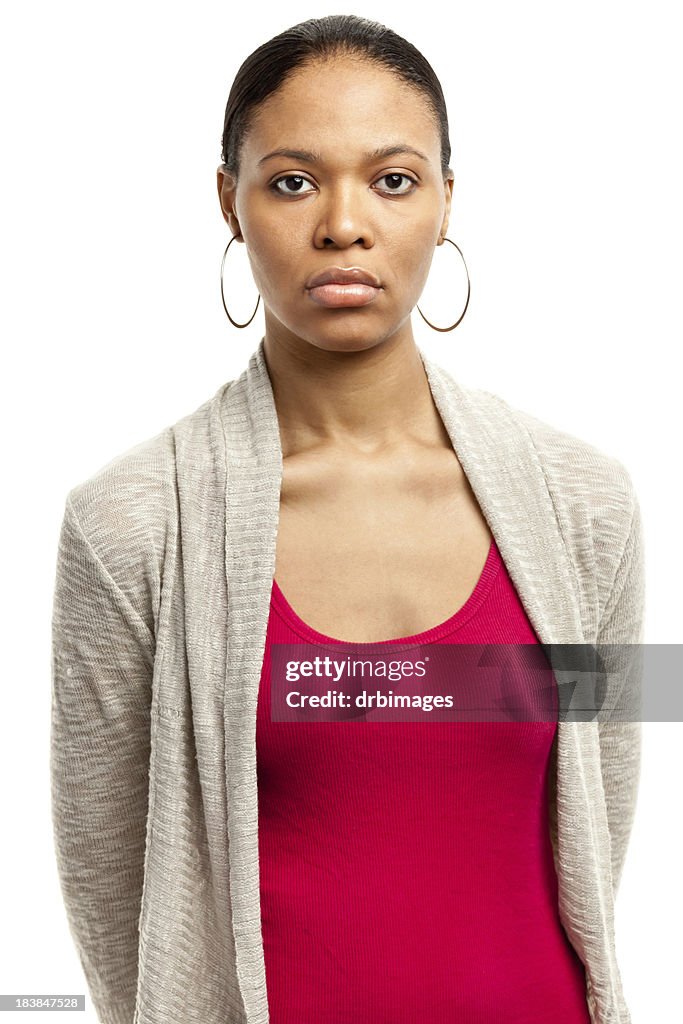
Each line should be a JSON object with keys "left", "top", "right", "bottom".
{"left": 416, "top": 237, "right": 470, "bottom": 332}
{"left": 220, "top": 234, "right": 261, "bottom": 328}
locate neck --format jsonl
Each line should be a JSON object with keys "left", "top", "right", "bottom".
{"left": 261, "top": 319, "right": 449, "bottom": 458}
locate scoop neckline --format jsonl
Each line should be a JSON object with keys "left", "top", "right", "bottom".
{"left": 270, "top": 536, "right": 502, "bottom": 651}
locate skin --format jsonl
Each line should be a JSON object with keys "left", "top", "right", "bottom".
{"left": 216, "top": 55, "right": 492, "bottom": 642}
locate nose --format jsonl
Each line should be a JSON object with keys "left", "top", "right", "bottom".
{"left": 314, "top": 183, "right": 374, "bottom": 249}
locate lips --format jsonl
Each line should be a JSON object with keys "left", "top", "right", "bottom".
{"left": 306, "top": 266, "right": 381, "bottom": 289}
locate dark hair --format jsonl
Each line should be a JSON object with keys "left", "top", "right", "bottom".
{"left": 220, "top": 15, "right": 452, "bottom": 182}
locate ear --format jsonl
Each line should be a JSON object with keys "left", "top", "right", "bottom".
{"left": 216, "top": 165, "right": 243, "bottom": 239}
{"left": 438, "top": 171, "right": 454, "bottom": 243}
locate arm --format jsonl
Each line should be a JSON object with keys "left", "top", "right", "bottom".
{"left": 596, "top": 486, "right": 646, "bottom": 898}
{"left": 50, "top": 497, "right": 155, "bottom": 1024}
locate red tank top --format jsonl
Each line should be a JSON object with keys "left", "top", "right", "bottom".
{"left": 256, "top": 537, "right": 591, "bottom": 1022}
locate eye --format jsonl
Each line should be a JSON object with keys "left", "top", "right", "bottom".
{"left": 269, "top": 171, "right": 419, "bottom": 197}
{"left": 270, "top": 175, "right": 316, "bottom": 196}
{"left": 374, "top": 172, "right": 418, "bottom": 194}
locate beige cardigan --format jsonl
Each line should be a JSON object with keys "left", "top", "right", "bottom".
{"left": 50, "top": 337, "right": 645, "bottom": 1024}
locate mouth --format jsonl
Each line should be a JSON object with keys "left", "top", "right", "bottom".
{"left": 305, "top": 266, "right": 382, "bottom": 308}
{"left": 307, "top": 282, "right": 382, "bottom": 308}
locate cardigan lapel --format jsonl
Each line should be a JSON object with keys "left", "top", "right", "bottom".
{"left": 218, "top": 337, "right": 620, "bottom": 1024}
{"left": 416, "top": 351, "right": 585, "bottom": 646}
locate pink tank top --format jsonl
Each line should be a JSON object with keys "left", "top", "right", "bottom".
{"left": 256, "top": 537, "right": 591, "bottom": 1022}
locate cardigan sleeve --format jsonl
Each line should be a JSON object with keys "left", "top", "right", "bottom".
{"left": 50, "top": 496, "right": 155, "bottom": 1024}
{"left": 596, "top": 485, "right": 646, "bottom": 898}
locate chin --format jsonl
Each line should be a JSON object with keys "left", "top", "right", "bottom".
{"left": 306, "top": 330, "right": 391, "bottom": 355}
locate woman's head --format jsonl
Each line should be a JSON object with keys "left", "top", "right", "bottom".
{"left": 217, "top": 15, "right": 454, "bottom": 355}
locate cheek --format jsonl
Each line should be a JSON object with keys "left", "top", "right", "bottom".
{"left": 242, "top": 224, "right": 298, "bottom": 299}
{"left": 385, "top": 227, "right": 438, "bottom": 302}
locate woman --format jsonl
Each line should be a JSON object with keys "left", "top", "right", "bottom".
{"left": 50, "top": 15, "right": 645, "bottom": 1024}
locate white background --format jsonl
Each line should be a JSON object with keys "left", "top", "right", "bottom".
{"left": 1, "top": 1, "right": 680, "bottom": 1021}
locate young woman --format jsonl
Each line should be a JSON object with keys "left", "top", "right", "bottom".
{"left": 50, "top": 15, "right": 644, "bottom": 1024}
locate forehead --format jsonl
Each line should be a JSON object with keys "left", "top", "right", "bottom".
{"left": 242, "top": 56, "right": 440, "bottom": 167}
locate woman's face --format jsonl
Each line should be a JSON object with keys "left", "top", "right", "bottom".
{"left": 217, "top": 56, "right": 453, "bottom": 354}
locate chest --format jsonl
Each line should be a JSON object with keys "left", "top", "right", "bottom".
{"left": 274, "top": 447, "right": 493, "bottom": 643}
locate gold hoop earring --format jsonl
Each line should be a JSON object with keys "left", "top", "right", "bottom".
{"left": 416, "top": 237, "right": 471, "bottom": 332}
{"left": 220, "top": 234, "right": 261, "bottom": 329}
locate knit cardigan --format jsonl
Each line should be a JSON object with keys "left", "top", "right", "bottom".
{"left": 50, "top": 336, "right": 645, "bottom": 1024}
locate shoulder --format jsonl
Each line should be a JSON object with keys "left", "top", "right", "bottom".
{"left": 478, "top": 388, "right": 641, "bottom": 631}
{"left": 424, "top": 355, "right": 639, "bottom": 583}
{"left": 60, "top": 426, "right": 178, "bottom": 637}
{"left": 440, "top": 367, "right": 638, "bottom": 529}
{"left": 496, "top": 393, "right": 638, "bottom": 537}
{"left": 66, "top": 424, "right": 178, "bottom": 544}
{"left": 425, "top": 345, "right": 642, "bottom": 638}
{"left": 424, "top": 355, "right": 637, "bottom": 533}
{"left": 64, "top": 383, "right": 229, "bottom": 545}
{"left": 58, "top": 385, "right": 228, "bottom": 635}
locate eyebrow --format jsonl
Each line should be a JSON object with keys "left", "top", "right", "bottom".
{"left": 257, "top": 144, "right": 429, "bottom": 166}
